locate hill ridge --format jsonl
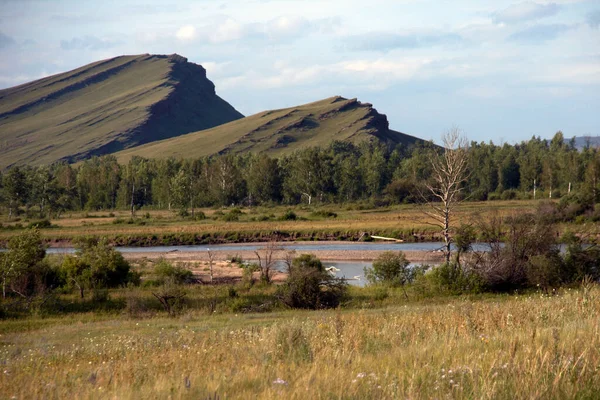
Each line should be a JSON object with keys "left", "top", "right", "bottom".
{"left": 115, "top": 96, "right": 424, "bottom": 161}
{"left": 0, "top": 54, "right": 243, "bottom": 167}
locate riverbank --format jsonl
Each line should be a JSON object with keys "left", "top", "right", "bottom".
{"left": 120, "top": 243, "right": 444, "bottom": 285}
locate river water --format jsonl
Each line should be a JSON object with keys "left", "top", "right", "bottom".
{"left": 43, "top": 241, "right": 490, "bottom": 254}
{"left": 41, "top": 242, "right": 450, "bottom": 287}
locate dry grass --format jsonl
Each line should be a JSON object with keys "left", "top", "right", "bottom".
{"left": 1, "top": 285, "right": 599, "bottom": 399}
{"left": 0, "top": 200, "right": 540, "bottom": 242}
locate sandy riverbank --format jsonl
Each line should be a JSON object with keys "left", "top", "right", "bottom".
{"left": 122, "top": 245, "right": 444, "bottom": 284}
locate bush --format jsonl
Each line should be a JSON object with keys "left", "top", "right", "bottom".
{"left": 277, "top": 254, "right": 346, "bottom": 309}
{"left": 425, "top": 262, "right": 486, "bottom": 294}
{"left": 310, "top": 210, "right": 337, "bottom": 219}
{"left": 472, "top": 211, "right": 566, "bottom": 291}
{"left": 487, "top": 192, "right": 501, "bottom": 201}
{"left": 241, "top": 263, "right": 260, "bottom": 287}
{"left": 223, "top": 212, "right": 239, "bottom": 222}
{"left": 26, "top": 219, "right": 53, "bottom": 229}
{"left": 279, "top": 210, "right": 297, "bottom": 221}
{"left": 153, "top": 258, "right": 194, "bottom": 284}
{"left": 364, "top": 251, "right": 413, "bottom": 287}
{"left": 73, "top": 237, "right": 137, "bottom": 289}
{"left": 500, "top": 189, "right": 518, "bottom": 200}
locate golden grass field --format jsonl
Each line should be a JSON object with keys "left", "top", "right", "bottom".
{"left": 1, "top": 284, "right": 599, "bottom": 399}
{"left": 0, "top": 200, "right": 544, "bottom": 244}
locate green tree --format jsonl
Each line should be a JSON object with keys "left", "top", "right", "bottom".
{"left": 246, "top": 155, "right": 281, "bottom": 205}
{"left": 1, "top": 229, "right": 47, "bottom": 298}
{"left": 74, "top": 238, "right": 136, "bottom": 290}
{"left": 277, "top": 254, "right": 346, "bottom": 309}
{"left": 3, "top": 166, "right": 29, "bottom": 219}
{"left": 61, "top": 255, "right": 91, "bottom": 298}
{"left": 364, "top": 251, "right": 412, "bottom": 287}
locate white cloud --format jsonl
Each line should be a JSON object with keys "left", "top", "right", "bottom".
{"left": 492, "top": 2, "right": 561, "bottom": 24}
{"left": 175, "top": 25, "right": 197, "bottom": 41}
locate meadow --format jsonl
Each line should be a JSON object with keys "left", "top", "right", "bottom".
{"left": 0, "top": 200, "right": 543, "bottom": 246}
{"left": 1, "top": 283, "right": 599, "bottom": 399}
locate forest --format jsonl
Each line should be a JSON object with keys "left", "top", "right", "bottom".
{"left": 1, "top": 131, "right": 599, "bottom": 219}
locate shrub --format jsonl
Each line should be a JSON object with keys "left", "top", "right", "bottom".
{"left": 364, "top": 251, "right": 413, "bottom": 287}
{"left": 241, "top": 263, "right": 260, "bottom": 287}
{"left": 153, "top": 258, "right": 194, "bottom": 284}
{"left": 472, "top": 211, "right": 568, "bottom": 291}
{"left": 562, "top": 233, "right": 600, "bottom": 282}
{"left": 526, "top": 254, "right": 564, "bottom": 291}
{"left": 228, "top": 254, "right": 243, "bottom": 264}
{"left": 277, "top": 254, "right": 346, "bottom": 309}
{"left": 501, "top": 189, "right": 518, "bottom": 200}
{"left": 279, "top": 210, "right": 297, "bottom": 221}
{"left": 223, "top": 212, "right": 239, "bottom": 222}
{"left": 73, "top": 237, "right": 137, "bottom": 289}
{"left": 151, "top": 278, "right": 187, "bottom": 316}
{"left": 310, "top": 210, "right": 337, "bottom": 219}
{"left": 426, "top": 262, "right": 486, "bottom": 294}
{"left": 26, "top": 219, "right": 53, "bottom": 229}
{"left": 1, "top": 229, "right": 61, "bottom": 301}
{"left": 487, "top": 192, "right": 501, "bottom": 201}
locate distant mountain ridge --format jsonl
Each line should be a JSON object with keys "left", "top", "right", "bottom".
{"left": 570, "top": 136, "right": 600, "bottom": 150}
{"left": 115, "top": 96, "right": 424, "bottom": 161}
{"left": 0, "top": 54, "right": 243, "bottom": 167}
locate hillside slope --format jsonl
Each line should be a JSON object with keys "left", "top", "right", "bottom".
{"left": 0, "top": 54, "right": 243, "bottom": 167}
{"left": 115, "top": 96, "right": 423, "bottom": 161}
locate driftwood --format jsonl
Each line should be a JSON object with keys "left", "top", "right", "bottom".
{"left": 370, "top": 235, "right": 404, "bottom": 243}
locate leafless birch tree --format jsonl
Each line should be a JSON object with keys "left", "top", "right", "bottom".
{"left": 207, "top": 248, "right": 215, "bottom": 283}
{"left": 254, "top": 240, "right": 282, "bottom": 283}
{"left": 422, "top": 127, "right": 470, "bottom": 263}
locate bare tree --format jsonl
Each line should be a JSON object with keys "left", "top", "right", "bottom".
{"left": 254, "top": 240, "right": 282, "bottom": 283}
{"left": 421, "top": 127, "right": 470, "bottom": 263}
{"left": 207, "top": 248, "right": 215, "bottom": 283}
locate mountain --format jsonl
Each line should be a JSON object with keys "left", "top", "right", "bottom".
{"left": 115, "top": 96, "right": 423, "bottom": 162}
{"left": 0, "top": 54, "right": 243, "bottom": 168}
{"left": 571, "top": 136, "right": 600, "bottom": 150}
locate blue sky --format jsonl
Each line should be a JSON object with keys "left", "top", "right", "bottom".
{"left": 0, "top": 0, "right": 598, "bottom": 143}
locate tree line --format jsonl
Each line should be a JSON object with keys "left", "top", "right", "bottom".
{"left": 1, "top": 131, "right": 599, "bottom": 217}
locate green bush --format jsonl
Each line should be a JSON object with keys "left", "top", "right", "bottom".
{"left": 279, "top": 210, "right": 297, "bottom": 221}
{"left": 72, "top": 237, "right": 137, "bottom": 289}
{"left": 364, "top": 251, "right": 413, "bottom": 287}
{"left": 223, "top": 212, "right": 239, "bottom": 222}
{"left": 26, "top": 219, "right": 53, "bottom": 229}
{"left": 500, "top": 189, "right": 518, "bottom": 200}
{"left": 310, "top": 210, "right": 337, "bottom": 219}
{"left": 425, "top": 262, "right": 486, "bottom": 294}
{"left": 277, "top": 254, "right": 346, "bottom": 309}
{"left": 153, "top": 258, "right": 194, "bottom": 284}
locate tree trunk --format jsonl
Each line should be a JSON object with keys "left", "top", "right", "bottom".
{"left": 130, "top": 182, "right": 135, "bottom": 217}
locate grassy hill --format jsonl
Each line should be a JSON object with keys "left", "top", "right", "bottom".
{"left": 0, "top": 54, "right": 243, "bottom": 168}
{"left": 115, "top": 96, "right": 423, "bottom": 161}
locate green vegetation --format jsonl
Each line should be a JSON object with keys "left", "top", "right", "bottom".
{"left": 0, "top": 54, "right": 242, "bottom": 167}
{"left": 364, "top": 251, "right": 415, "bottom": 287}
{"left": 0, "top": 214, "right": 599, "bottom": 398}
{"left": 277, "top": 254, "right": 347, "bottom": 309}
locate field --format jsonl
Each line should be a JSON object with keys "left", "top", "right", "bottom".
{"left": 1, "top": 284, "right": 599, "bottom": 399}
{"left": 0, "top": 200, "right": 545, "bottom": 246}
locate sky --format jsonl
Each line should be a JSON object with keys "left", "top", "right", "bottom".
{"left": 0, "top": 0, "right": 598, "bottom": 144}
